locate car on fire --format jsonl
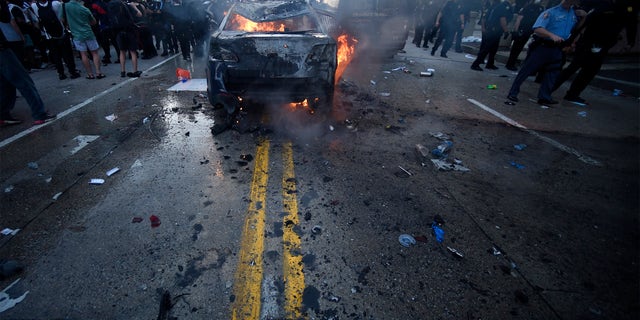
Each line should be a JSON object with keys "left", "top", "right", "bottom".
{"left": 206, "top": 0, "right": 338, "bottom": 116}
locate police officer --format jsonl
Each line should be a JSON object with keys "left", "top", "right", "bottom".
{"left": 505, "top": 0, "right": 545, "bottom": 71}
{"left": 507, "top": 0, "right": 580, "bottom": 105}
{"left": 470, "top": 0, "right": 512, "bottom": 70}
{"left": 552, "top": 0, "right": 637, "bottom": 105}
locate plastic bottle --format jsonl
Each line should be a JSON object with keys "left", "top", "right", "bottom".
{"left": 431, "top": 141, "right": 453, "bottom": 158}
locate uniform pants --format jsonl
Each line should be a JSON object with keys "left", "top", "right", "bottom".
{"left": 506, "top": 32, "right": 532, "bottom": 68}
{"left": 553, "top": 49, "right": 605, "bottom": 98}
{"left": 508, "top": 45, "right": 563, "bottom": 101}
{"left": 472, "top": 30, "right": 501, "bottom": 67}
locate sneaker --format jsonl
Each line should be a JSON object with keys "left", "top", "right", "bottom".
{"left": 127, "top": 70, "right": 142, "bottom": 77}
{"left": 564, "top": 95, "right": 589, "bottom": 105}
{"left": 33, "top": 114, "right": 56, "bottom": 125}
{"left": 59, "top": 73, "right": 68, "bottom": 80}
{"left": 470, "top": 65, "right": 483, "bottom": 71}
{"left": 537, "top": 98, "right": 558, "bottom": 105}
{"left": 121, "top": 71, "right": 126, "bottom": 78}
{"left": 440, "top": 53, "right": 448, "bottom": 58}
{"left": 0, "top": 116, "right": 23, "bottom": 125}
{"left": 507, "top": 95, "right": 519, "bottom": 102}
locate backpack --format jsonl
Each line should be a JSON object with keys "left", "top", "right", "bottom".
{"left": 36, "top": 1, "right": 64, "bottom": 38}
{"left": 107, "top": 0, "right": 134, "bottom": 31}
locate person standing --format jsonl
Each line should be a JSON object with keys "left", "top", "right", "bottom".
{"left": 1, "top": 0, "right": 55, "bottom": 126}
{"left": 430, "top": 0, "right": 465, "bottom": 58}
{"left": 63, "top": 0, "right": 104, "bottom": 78}
{"left": 164, "top": 0, "right": 191, "bottom": 61}
{"left": 470, "top": 0, "right": 512, "bottom": 70}
{"left": 33, "top": 0, "right": 80, "bottom": 79}
{"left": 552, "top": 0, "right": 637, "bottom": 104}
{"left": 506, "top": 0, "right": 580, "bottom": 105}
{"left": 505, "top": 0, "right": 545, "bottom": 71}
{"left": 107, "top": 0, "right": 141, "bottom": 77}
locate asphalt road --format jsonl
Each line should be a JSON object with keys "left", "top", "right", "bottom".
{"left": 0, "top": 41, "right": 638, "bottom": 320}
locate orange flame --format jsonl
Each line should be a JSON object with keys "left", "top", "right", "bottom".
{"left": 335, "top": 33, "right": 357, "bottom": 84}
{"left": 227, "top": 14, "right": 285, "bottom": 32}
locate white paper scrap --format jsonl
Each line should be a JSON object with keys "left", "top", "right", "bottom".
{"left": 106, "top": 167, "right": 120, "bottom": 176}
{"left": 89, "top": 179, "right": 105, "bottom": 185}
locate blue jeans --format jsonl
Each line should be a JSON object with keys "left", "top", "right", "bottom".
{"left": 508, "top": 45, "right": 563, "bottom": 101}
{"left": 0, "top": 49, "right": 47, "bottom": 120}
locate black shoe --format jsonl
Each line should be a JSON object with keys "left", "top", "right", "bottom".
{"left": 537, "top": 98, "right": 558, "bottom": 105}
{"left": 430, "top": 50, "right": 435, "bottom": 56}
{"left": 121, "top": 71, "right": 126, "bottom": 78}
{"left": 485, "top": 65, "right": 498, "bottom": 70}
{"left": 564, "top": 95, "right": 588, "bottom": 105}
{"left": 414, "top": 43, "right": 421, "bottom": 48}
{"left": 440, "top": 53, "right": 448, "bottom": 58}
{"left": 101, "top": 58, "right": 111, "bottom": 64}
{"left": 470, "top": 65, "right": 483, "bottom": 71}
{"left": 33, "top": 113, "right": 56, "bottom": 125}
{"left": 422, "top": 45, "right": 429, "bottom": 49}
{"left": 506, "top": 65, "right": 518, "bottom": 71}
{"left": 507, "top": 95, "right": 519, "bottom": 102}
{"left": 59, "top": 73, "right": 67, "bottom": 80}
{"left": 70, "top": 72, "right": 81, "bottom": 79}
{"left": 161, "top": 51, "right": 169, "bottom": 57}
{"left": 455, "top": 49, "right": 463, "bottom": 53}
{"left": 127, "top": 70, "right": 142, "bottom": 78}
{"left": 0, "top": 116, "right": 22, "bottom": 125}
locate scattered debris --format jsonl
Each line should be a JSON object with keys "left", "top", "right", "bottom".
{"left": 89, "top": 178, "right": 105, "bottom": 185}
{"left": 431, "top": 216, "right": 445, "bottom": 243}
{"left": 513, "top": 144, "right": 527, "bottom": 151}
{"left": 370, "top": 80, "right": 376, "bottom": 86}
{"left": 1, "top": 228, "right": 20, "bottom": 236}
{"left": 509, "top": 161, "right": 525, "bottom": 170}
{"left": 491, "top": 246, "right": 502, "bottom": 256}
{"left": 447, "top": 246, "right": 464, "bottom": 258}
{"left": 105, "top": 114, "right": 117, "bottom": 122}
{"left": 176, "top": 68, "right": 191, "bottom": 82}
{"left": 0, "top": 278, "right": 28, "bottom": 313}
{"left": 429, "top": 132, "right": 451, "bottom": 140}
{"left": 380, "top": 92, "right": 391, "bottom": 97}
{"left": 311, "top": 225, "right": 322, "bottom": 235}
{"left": 431, "top": 141, "right": 453, "bottom": 158}
{"left": 612, "top": 89, "right": 622, "bottom": 96}
{"left": 398, "top": 234, "right": 416, "bottom": 247}
{"left": 150, "top": 215, "right": 161, "bottom": 228}
{"left": 106, "top": 168, "right": 120, "bottom": 176}
{"left": 486, "top": 84, "right": 497, "bottom": 90}
{"left": 132, "top": 217, "right": 144, "bottom": 223}
{"left": 430, "top": 159, "right": 470, "bottom": 172}
{"left": 4, "top": 185, "right": 13, "bottom": 193}
{"left": 577, "top": 111, "right": 587, "bottom": 117}
{"left": 27, "top": 162, "right": 38, "bottom": 170}
{"left": 324, "top": 293, "right": 341, "bottom": 302}
{"left": 52, "top": 192, "right": 63, "bottom": 200}
{"left": 398, "top": 166, "right": 412, "bottom": 176}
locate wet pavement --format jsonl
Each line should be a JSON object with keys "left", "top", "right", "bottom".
{"left": 0, "top": 38, "right": 638, "bottom": 320}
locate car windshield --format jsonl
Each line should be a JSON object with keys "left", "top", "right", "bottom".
{"left": 224, "top": 13, "right": 320, "bottom": 33}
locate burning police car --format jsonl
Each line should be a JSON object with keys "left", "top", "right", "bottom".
{"left": 206, "top": 0, "right": 337, "bottom": 116}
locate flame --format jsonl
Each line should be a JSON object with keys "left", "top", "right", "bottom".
{"left": 228, "top": 14, "right": 285, "bottom": 32}
{"left": 287, "top": 99, "right": 311, "bottom": 111}
{"left": 335, "top": 33, "right": 357, "bottom": 84}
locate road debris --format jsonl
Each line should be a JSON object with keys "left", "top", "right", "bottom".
{"left": 432, "top": 216, "right": 445, "bottom": 243}
{"left": 510, "top": 161, "right": 525, "bottom": 170}
{"left": 27, "top": 162, "right": 38, "bottom": 170}
{"left": 89, "top": 179, "right": 105, "bottom": 185}
{"left": 447, "top": 246, "right": 464, "bottom": 258}
{"left": 486, "top": 84, "right": 497, "bottom": 90}
{"left": 398, "top": 166, "right": 412, "bottom": 176}
{"left": 52, "top": 192, "right": 63, "bottom": 200}
{"left": 380, "top": 92, "right": 391, "bottom": 97}
{"left": 612, "top": 89, "right": 622, "bottom": 96}
{"left": 398, "top": 234, "right": 416, "bottom": 247}
{"left": 430, "top": 159, "right": 470, "bottom": 172}
{"left": 150, "top": 215, "right": 161, "bottom": 228}
{"left": 106, "top": 168, "right": 120, "bottom": 176}
{"left": 176, "top": 68, "right": 191, "bottom": 82}
{"left": 513, "top": 144, "right": 527, "bottom": 151}
{"left": 4, "top": 185, "right": 13, "bottom": 193}
{"left": 0, "top": 278, "right": 28, "bottom": 313}
{"left": 132, "top": 217, "right": 144, "bottom": 223}
{"left": 431, "top": 141, "right": 453, "bottom": 158}
{"left": 105, "top": 114, "right": 117, "bottom": 122}
{"left": 577, "top": 111, "right": 588, "bottom": 117}
{"left": 1, "top": 228, "right": 20, "bottom": 236}
{"left": 429, "top": 132, "right": 451, "bottom": 141}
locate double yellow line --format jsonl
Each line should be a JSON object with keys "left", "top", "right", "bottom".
{"left": 231, "top": 140, "right": 305, "bottom": 320}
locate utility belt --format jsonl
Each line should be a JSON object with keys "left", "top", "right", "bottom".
{"left": 531, "top": 36, "right": 566, "bottom": 48}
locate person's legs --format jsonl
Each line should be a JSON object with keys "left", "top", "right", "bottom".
{"left": 537, "top": 48, "right": 563, "bottom": 101}
{"left": 0, "top": 50, "right": 47, "bottom": 120}
{"left": 440, "top": 26, "right": 454, "bottom": 57}
{"left": 508, "top": 47, "right": 548, "bottom": 99}
{"left": 61, "top": 36, "right": 79, "bottom": 76}
{"left": 565, "top": 54, "right": 603, "bottom": 99}
{"left": 0, "top": 53, "right": 18, "bottom": 119}
{"left": 131, "top": 50, "right": 139, "bottom": 73}
{"left": 485, "top": 32, "right": 501, "bottom": 67}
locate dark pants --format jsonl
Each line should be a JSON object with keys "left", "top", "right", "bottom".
{"left": 553, "top": 49, "right": 605, "bottom": 98}
{"left": 431, "top": 24, "right": 455, "bottom": 56}
{"left": 98, "top": 28, "right": 120, "bottom": 60}
{"left": 0, "top": 49, "right": 47, "bottom": 120}
{"left": 508, "top": 44, "right": 563, "bottom": 101}
{"left": 506, "top": 32, "right": 532, "bottom": 68}
{"left": 472, "top": 30, "right": 501, "bottom": 67}
{"left": 46, "top": 36, "right": 78, "bottom": 76}
{"left": 175, "top": 27, "right": 191, "bottom": 59}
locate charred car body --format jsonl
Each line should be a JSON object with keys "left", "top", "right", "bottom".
{"left": 206, "top": 0, "right": 337, "bottom": 115}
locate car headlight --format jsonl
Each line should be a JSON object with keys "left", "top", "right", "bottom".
{"left": 209, "top": 47, "right": 239, "bottom": 62}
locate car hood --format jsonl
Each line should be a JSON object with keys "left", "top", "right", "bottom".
{"left": 232, "top": 0, "right": 311, "bottom": 22}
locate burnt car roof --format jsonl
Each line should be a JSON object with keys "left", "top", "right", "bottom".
{"left": 232, "top": 0, "right": 311, "bottom": 22}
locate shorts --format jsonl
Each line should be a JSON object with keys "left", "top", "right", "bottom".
{"left": 73, "top": 39, "right": 100, "bottom": 52}
{"left": 116, "top": 31, "right": 139, "bottom": 51}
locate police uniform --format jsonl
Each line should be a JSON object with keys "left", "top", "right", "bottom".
{"left": 470, "top": 0, "right": 512, "bottom": 70}
{"left": 507, "top": 2, "right": 577, "bottom": 103}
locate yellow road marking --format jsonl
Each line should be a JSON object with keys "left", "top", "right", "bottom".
{"left": 282, "top": 142, "right": 305, "bottom": 319}
{"left": 232, "top": 139, "right": 270, "bottom": 320}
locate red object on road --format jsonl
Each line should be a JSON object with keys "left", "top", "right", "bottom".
{"left": 150, "top": 215, "right": 161, "bottom": 228}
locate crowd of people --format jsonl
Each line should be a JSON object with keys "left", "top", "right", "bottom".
{"left": 412, "top": 0, "right": 636, "bottom": 105}
{"left": 1, "top": 0, "right": 216, "bottom": 125}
